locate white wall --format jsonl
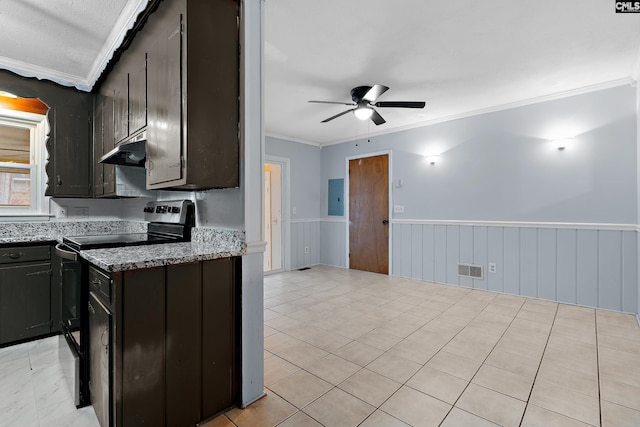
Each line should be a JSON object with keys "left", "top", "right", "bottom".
{"left": 319, "top": 84, "right": 639, "bottom": 314}
{"left": 239, "top": 0, "right": 265, "bottom": 407}
{"left": 637, "top": 76, "right": 640, "bottom": 321}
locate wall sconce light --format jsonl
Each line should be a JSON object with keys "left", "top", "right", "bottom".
{"left": 551, "top": 138, "right": 573, "bottom": 151}
{"left": 425, "top": 155, "right": 440, "bottom": 165}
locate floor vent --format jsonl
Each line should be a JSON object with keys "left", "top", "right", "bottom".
{"left": 297, "top": 267, "right": 311, "bottom": 271}
{"left": 457, "top": 263, "right": 483, "bottom": 279}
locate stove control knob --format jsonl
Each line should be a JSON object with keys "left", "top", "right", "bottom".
{"left": 143, "top": 207, "right": 154, "bottom": 213}
{"left": 170, "top": 207, "right": 181, "bottom": 214}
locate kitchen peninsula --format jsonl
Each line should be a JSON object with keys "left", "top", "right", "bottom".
{"left": 1, "top": 220, "right": 245, "bottom": 426}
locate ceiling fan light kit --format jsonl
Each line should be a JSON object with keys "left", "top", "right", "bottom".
{"left": 309, "top": 84, "right": 426, "bottom": 125}
{"left": 354, "top": 106, "right": 374, "bottom": 120}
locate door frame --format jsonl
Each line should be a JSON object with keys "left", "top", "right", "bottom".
{"left": 344, "top": 150, "right": 393, "bottom": 274}
{"left": 265, "top": 155, "right": 291, "bottom": 273}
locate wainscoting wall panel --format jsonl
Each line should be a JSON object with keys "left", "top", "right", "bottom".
{"left": 391, "top": 222, "right": 638, "bottom": 314}
{"left": 290, "top": 220, "right": 320, "bottom": 269}
{"left": 320, "top": 220, "right": 347, "bottom": 268}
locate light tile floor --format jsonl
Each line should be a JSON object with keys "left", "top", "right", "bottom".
{"left": 0, "top": 336, "right": 100, "bottom": 427}
{"left": 3, "top": 265, "right": 640, "bottom": 427}
{"left": 207, "top": 265, "right": 640, "bottom": 427}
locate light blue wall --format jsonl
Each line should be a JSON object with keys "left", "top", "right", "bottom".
{"left": 266, "top": 136, "right": 321, "bottom": 220}
{"left": 318, "top": 84, "right": 639, "bottom": 315}
{"left": 266, "top": 136, "right": 322, "bottom": 269}
{"left": 321, "top": 85, "right": 638, "bottom": 224}
{"left": 392, "top": 223, "right": 637, "bottom": 314}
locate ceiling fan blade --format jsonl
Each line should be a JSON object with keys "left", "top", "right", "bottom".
{"left": 309, "top": 100, "right": 356, "bottom": 106}
{"left": 363, "top": 84, "right": 390, "bottom": 102}
{"left": 370, "top": 109, "right": 386, "bottom": 125}
{"left": 374, "top": 101, "right": 426, "bottom": 108}
{"left": 321, "top": 108, "right": 356, "bottom": 123}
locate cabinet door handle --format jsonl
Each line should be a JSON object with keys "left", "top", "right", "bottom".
{"left": 26, "top": 269, "right": 52, "bottom": 277}
{"left": 57, "top": 175, "right": 62, "bottom": 186}
{"left": 91, "top": 278, "right": 102, "bottom": 285}
{"left": 1, "top": 252, "right": 22, "bottom": 259}
{"left": 26, "top": 320, "right": 53, "bottom": 330}
{"left": 101, "top": 330, "right": 109, "bottom": 347}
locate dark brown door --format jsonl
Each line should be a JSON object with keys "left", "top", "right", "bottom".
{"left": 349, "top": 154, "right": 389, "bottom": 274}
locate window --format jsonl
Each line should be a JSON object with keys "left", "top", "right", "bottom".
{"left": 0, "top": 109, "right": 49, "bottom": 216}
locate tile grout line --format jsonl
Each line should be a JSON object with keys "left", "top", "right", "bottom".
{"left": 516, "top": 302, "right": 559, "bottom": 427}
{"left": 354, "top": 290, "right": 498, "bottom": 425}
{"left": 363, "top": 297, "right": 487, "bottom": 425}
{"left": 436, "top": 297, "right": 533, "bottom": 427}
{"left": 262, "top": 271, "right": 624, "bottom": 427}
{"left": 595, "top": 313, "right": 603, "bottom": 427}
{"left": 263, "top": 267, "right": 640, "bottom": 427}
{"left": 274, "top": 288, "right": 481, "bottom": 425}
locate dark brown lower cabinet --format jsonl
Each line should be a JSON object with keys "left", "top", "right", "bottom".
{"left": 166, "top": 263, "right": 201, "bottom": 427}
{"left": 0, "top": 245, "right": 55, "bottom": 345}
{"left": 202, "top": 258, "right": 237, "bottom": 419}
{"left": 95, "top": 257, "right": 239, "bottom": 427}
{"left": 88, "top": 291, "right": 111, "bottom": 427}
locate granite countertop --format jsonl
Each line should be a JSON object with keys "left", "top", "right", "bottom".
{"left": 0, "top": 221, "right": 246, "bottom": 272}
{"left": 79, "top": 240, "right": 245, "bottom": 272}
{"left": 0, "top": 220, "right": 147, "bottom": 245}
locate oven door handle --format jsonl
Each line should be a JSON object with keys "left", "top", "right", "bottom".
{"left": 54, "top": 243, "right": 78, "bottom": 261}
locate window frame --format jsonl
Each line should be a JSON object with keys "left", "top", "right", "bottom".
{"left": 0, "top": 108, "right": 49, "bottom": 217}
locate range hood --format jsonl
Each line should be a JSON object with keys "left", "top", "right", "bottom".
{"left": 99, "top": 131, "right": 146, "bottom": 167}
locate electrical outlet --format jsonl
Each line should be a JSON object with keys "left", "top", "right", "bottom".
{"left": 489, "top": 263, "right": 497, "bottom": 274}
{"left": 292, "top": 207, "right": 297, "bottom": 215}
{"left": 393, "top": 205, "right": 405, "bottom": 213}
{"left": 304, "top": 246, "right": 310, "bottom": 254}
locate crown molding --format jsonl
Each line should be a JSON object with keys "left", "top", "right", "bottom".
{"left": 319, "top": 78, "right": 635, "bottom": 147}
{"left": 632, "top": 44, "right": 640, "bottom": 82}
{"left": 0, "top": 55, "right": 91, "bottom": 91}
{"left": 85, "top": 0, "right": 149, "bottom": 91}
{"left": 265, "top": 132, "right": 321, "bottom": 147}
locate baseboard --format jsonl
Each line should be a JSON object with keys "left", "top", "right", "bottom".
{"left": 241, "top": 392, "right": 267, "bottom": 409}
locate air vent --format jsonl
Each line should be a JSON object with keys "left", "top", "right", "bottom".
{"left": 457, "top": 263, "right": 483, "bottom": 279}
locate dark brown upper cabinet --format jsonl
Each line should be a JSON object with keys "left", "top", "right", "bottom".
{"left": 0, "top": 70, "right": 93, "bottom": 198}
{"left": 129, "top": 53, "right": 147, "bottom": 136}
{"left": 144, "top": 0, "right": 239, "bottom": 190}
{"left": 94, "top": 0, "right": 239, "bottom": 192}
{"left": 93, "top": 93, "right": 116, "bottom": 197}
{"left": 112, "top": 68, "right": 129, "bottom": 144}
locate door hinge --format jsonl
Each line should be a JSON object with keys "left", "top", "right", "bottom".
{"left": 26, "top": 269, "right": 52, "bottom": 277}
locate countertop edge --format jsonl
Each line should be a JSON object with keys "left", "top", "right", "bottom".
{"left": 80, "top": 246, "right": 247, "bottom": 272}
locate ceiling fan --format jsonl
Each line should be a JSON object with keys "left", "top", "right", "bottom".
{"left": 309, "top": 84, "right": 426, "bottom": 125}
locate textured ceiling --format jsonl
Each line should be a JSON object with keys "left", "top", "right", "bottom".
{"left": 0, "top": 1, "right": 638, "bottom": 144}
{"left": 0, "top": 0, "right": 148, "bottom": 91}
{"left": 265, "top": 0, "right": 640, "bottom": 145}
